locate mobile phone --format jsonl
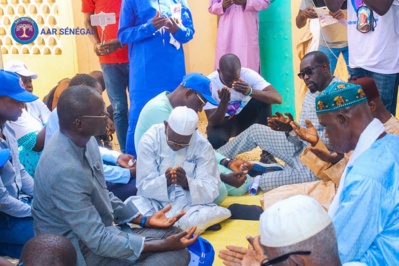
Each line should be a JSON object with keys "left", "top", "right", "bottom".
{"left": 90, "top": 12, "right": 116, "bottom": 27}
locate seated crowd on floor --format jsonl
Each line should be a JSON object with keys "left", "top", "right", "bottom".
{"left": 1, "top": 0, "right": 398, "bottom": 265}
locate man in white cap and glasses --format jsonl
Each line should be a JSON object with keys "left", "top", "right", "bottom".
{"left": 219, "top": 195, "right": 365, "bottom": 266}
{"left": 132, "top": 106, "right": 231, "bottom": 233}
{"left": 134, "top": 72, "right": 259, "bottom": 203}
{"left": 0, "top": 70, "right": 37, "bottom": 259}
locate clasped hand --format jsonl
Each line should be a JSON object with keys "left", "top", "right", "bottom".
{"left": 165, "top": 167, "right": 189, "bottom": 189}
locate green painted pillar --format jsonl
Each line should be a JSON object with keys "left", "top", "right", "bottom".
{"left": 259, "top": 0, "right": 296, "bottom": 117}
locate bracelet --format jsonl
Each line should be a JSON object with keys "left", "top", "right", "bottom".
{"left": 140, "top": 216, "right": 147, "bottom": 228}
{"left": 246, "top": 87, "right": 253, "bottom": 96}
{"left": 221, "top": 158, "right": 231, "bottom": 168}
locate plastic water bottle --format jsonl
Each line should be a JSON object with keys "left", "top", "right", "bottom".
{"left": 248, "top": 175, "right": 261, "bottom": 196}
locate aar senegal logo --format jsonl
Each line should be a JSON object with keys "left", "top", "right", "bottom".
{"left": 11, "top": 17, "right": 39, "bottom": 44}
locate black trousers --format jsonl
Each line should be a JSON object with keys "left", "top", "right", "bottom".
{"left": 207, "top": 98, "right": 272, "bottom": 149}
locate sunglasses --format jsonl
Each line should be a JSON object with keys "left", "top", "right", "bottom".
{"left": 261, "top": 251, "right": 311, "bottom": 265}
{"left": 297, "top": 64, "right": 324, "bottom": 79}
{"left": 166, "top": 127, "right": 191, "bottom": 148}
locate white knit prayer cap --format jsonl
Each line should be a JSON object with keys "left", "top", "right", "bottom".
{"left": 260, "top": 195, "right": 332, "bottom": 247}
{"left": 168, "top": 106, "right": 198, "bottom": 136}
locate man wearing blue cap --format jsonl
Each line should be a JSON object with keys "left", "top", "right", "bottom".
{"left": 134, "top": 72, "right": 218, "bottom": 150}
{"left": 316, "top": 82, "right": 399, "bottom": 265}
{"left": 0, "top": 70, "right": 37, "bottom": 258}
{"left": 134, "top": 72, "right": 256, "bottom": 201}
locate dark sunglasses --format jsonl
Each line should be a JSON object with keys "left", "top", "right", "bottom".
{"left": 261, "top": 251, "right": 311, "bottom": 265}
{"left": 297, "top": 64, "right": 324, "bottom": 79}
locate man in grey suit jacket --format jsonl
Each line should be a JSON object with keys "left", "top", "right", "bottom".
{"left": 32, "top": 85, "right": 197, "bottom": 266}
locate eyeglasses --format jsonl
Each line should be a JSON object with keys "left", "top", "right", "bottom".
{"left": 297, "top": 64, "right": 324, "bottom": 79}
{"left": 261, "top": 251, "right": 311, "bottom": 265}
{"left": 166, "top": 128, "right": 191, "bottom": 148}
{"left": 195, "top": 93, "right": 206, "bottom": 107}
{"left": 78, "top": 111, "right": 108, "bottom": 120}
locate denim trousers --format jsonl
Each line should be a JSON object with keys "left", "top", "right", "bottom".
{"left": 349, "top": 68, "right": 399, "bottom": 115}
{"left": 101, "top": 63, "right": 129, "bottom": 153}
{"left": 318, "top": 45, "right": 350, "bottom": 75}
{"left": 0, "top": 213, "right": 34, "bottom": 258}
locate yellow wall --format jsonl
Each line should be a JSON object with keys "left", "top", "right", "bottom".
{"left": 184, "top": 0, "right": 217, "bottom": 76}
{"left": 2, "top": 1, "right": 79, "bottom": 100}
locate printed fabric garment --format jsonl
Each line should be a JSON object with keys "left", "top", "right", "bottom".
{"left": 203, "top": 68, "right": 271, "bottom": 117}
{"left": 118, "top": 0, "right": 195, "bottom": 156}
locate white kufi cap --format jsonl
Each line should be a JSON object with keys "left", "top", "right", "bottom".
{"left": 260, "top": 195, "right": 331, "bottom": 247}
{"left": 4, "top": 60, "right": 38, "bottom": 79}
{"left": 168, "top": 106, "right": 198, "bottom": 136}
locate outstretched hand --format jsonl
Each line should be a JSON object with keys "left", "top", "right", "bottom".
{"left": 290, "top": 119, "right": 319, "bottom": 146}
{"left": 147, "top": 205, "right": 185, "bottom": 228}
{"left": 267, "top": 112, "right": 294, "bottom": 132}
{"left": 308, "top": 147, "right": 345, "bottom": 164}
{"left": 164, "top": 226, "right": 199, "bottom": 250}
{"left": 219, "top": 235, "right": 267, "bottom": 266}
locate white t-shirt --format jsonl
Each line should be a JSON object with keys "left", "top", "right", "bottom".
{"left": 9, "top": 109, "right": 43, "bottom": 140}
{"left": 26, "top": 99, "right": 51, "bottom": 125}
{"left": 204, "top": 68, "right": 270, "bottom": 117}
{"left": 347, "top": 1, "right": 399, "bottom": 74}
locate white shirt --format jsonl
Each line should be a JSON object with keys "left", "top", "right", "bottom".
{"left": 204, "top": 68, "right": 270, "bottom": 116}
{"left": 347, "top": 1, "right": 399, "bottom": 74}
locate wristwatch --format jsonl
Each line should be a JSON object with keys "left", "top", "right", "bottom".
{"left": 220, "top": 158, "right": 231, "bottom": 168}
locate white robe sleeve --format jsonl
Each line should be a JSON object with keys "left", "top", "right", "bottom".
{"left": 136, "top": 128, "right": 170, "bottom": 202}
{"left": 184, "top": 136, "right": 221, "bottom": 205}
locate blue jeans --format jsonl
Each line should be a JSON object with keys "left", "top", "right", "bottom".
{"left": 101, "top": 63, "right": 129, "bottom": 153}
{"left": 0, "top": 213, "right": 34, "bottom": 258}
{"left": 350, "top": 68, "right": 399, "bottom": 115}
{"left": 318, "top": 45, "right": 350, "bottom": 75}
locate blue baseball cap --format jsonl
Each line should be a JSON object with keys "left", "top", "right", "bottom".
{"left": 181, "top": 73, "right": 218, "bottom": 106}
{"left": 0, "top": 149, "right": 10, "bottom": 167}
{"left": 0, "top": 70, "right": 38, "bottom": 102}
